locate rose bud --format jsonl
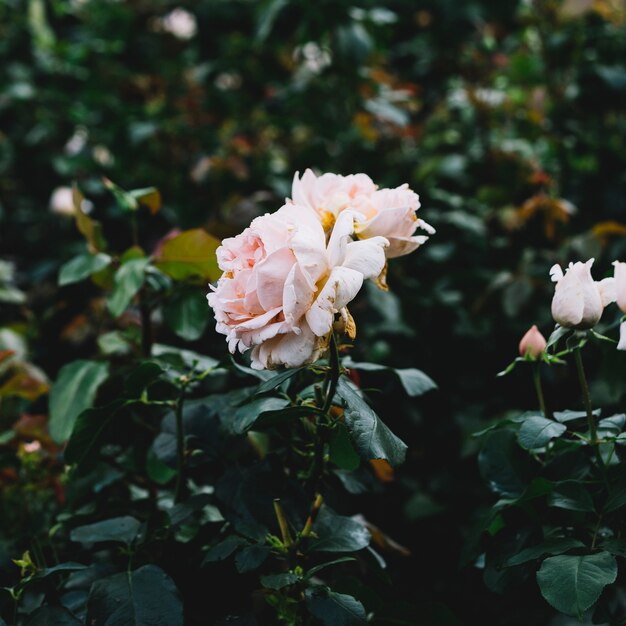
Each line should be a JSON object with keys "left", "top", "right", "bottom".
{"left": 519, "top": 325, "right": 547, "bottom": 359}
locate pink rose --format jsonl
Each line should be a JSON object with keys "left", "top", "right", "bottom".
{"left": 291, "top": 169, "right": 434, "bottom": 258}
{"left": 208, "top": 203, "right": 388, "bottom": 369}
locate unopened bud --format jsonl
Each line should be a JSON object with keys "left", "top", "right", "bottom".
{"left": 519, "top": 325, "right": 547, "bottom": 359}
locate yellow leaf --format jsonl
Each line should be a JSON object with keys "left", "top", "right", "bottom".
{"left": 72, "top": 184, "right": 107, "bottom": 253}
{"left": 154, "top": 228, "right": 221, "bottom": 281}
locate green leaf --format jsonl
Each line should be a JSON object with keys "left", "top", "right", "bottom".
{"left": 230, "top": 397, "right": 290, "bottom": 434}
{"left": 345, "top": 360, "right": 436, "bottom": 396}
{"left": 107, "top": 258, "right": 149, "bottom": 317}
{"left": 260, "top": 572, "right": 299, "bottom": 590}
{"left": 537, "top": 552, "right": 617, "bottom": 617}
{"left": 163, "top": 289, "right": 209, "bottom": 341}
{"left": 33, "top": 562, "right": 87, "bottom": 580}
{"left": 24, "top": 606, "right": 82, "bottom": 626}
{"left": 308, "top": 506, "right": 370, "bottom": 553}
{"left": 546, "top": 325, "right": 570, "bottom": 351}
{"left": 49, "top": 360, "right": 109, "bottom": 443}
{"left": 123, "top": 362, "right": 164, "bottom": 398}
{"left": 548, "top": 482, "right": 595, "bottom": 512}
{"left": 86, "top": 565, "right": 183, "bottom": 626}
{"left": 255, "top": 367, "right": 303, "bottom": 394}
{"left": 64, "top": 401, "right": 124, "bottom": 467}
{"left": 329, "top": 423, "right": 360, "bottom": 471}
{"left": 304, "top": 557, "right": 357, "bottom": 580}
{"left": 517, "top": 416, "right": 566, "bottom": 450}
{"left": 553, "top": 409, "right": 601, "bottom": 423}
{"left": 479, "top": 430, "right": 531, "bottom": 497}
{"left": 59, "top": 253, "right": 112, "bottom": 286}
{"left": 394, "top": 368, "right": 438, "bottom": 396}
{"left": 70, "top": 516, "right": 141, "bottom": 545}
{"left": 336, "top": 377, "right": 407, "bottom": 467}
{"left": 203, "top": 536, "right": 247, "bottom": 564}
{"left": 305, "top": 586, "right": 367, "bottom": 625}
{"left": 505, "top": 538, "right": 586, "bottom": 567}
{"left": 235, "top": 545, "right": 271, "bottom": 573}
{"left": 154, "top": 229, "right": 220, "bottom": 281}
{"left": 103, "top": 177, "right": 139, "bottom": 212}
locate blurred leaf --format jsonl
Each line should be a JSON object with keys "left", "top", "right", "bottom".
{"left": 537, "top": 553, "right": 617, "bottom": 617}
{"left": 24, "top": 607, "right": 81, "bottom": 626}
{"left": 70, "top": 516, "right": 141, "bottom": 545}
{"left": 163, "top": 289, "right": 209, "bottom": 341}
{"left": 203, "top": 536, "right": 247, "bottom": 564}
{"left": 49, "top": 360, "right": 109, "bottom": 443}
{"left": 260, "top": 572, "right": 298, "bottom": 590}
{"left": 479, "top": 430, "right": 531, "bottom": 497}
{"left": 154, "top": 229, "right": 220, "bottom": 282}
{"left": 235, "top": 545, "right": 271, "bottom": 573}
{"left": 73, "top": 185, "right": 106, "bottom": 253}
{"left": 548, "top": 482, "right": 595, "bottom": 512}
{"left": 107, "top": 257, "right": 149, "bottom": 317}
{"left": 130, "top": 187, "right": 161, "bottom": 214}
{"left": 59, "top": 253, "right": 112, "bottom": 286}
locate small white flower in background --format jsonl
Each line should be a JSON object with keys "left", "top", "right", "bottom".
{"left": 159, "top": 8, "right": 197, "bottom": 40}
{"left": 64, "top": 126, "right": 88, "bottom": 156}
{"left": 49, "top": 186, "right": 93, "bottom": 216}
{"left": 518, "top": 325, "right": 547, "bottom": 359}
{"left": 550, "top": 259, "right": 615, "bottom": 329}
{"left": 612, "top": 261, "right": 626, "bottom": 350}
{"left": 92, "top": 145, "right": 114, "bottom": 167}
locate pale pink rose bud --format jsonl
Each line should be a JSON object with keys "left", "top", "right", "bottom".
{"left": 618, "top": 322, "right": 626, "bottom": 351}
{"left": 518, "top": 325, "right": 547, "bottom": 359}
{"left": 291, "top": 169, "right": 434, "bottom": 259}
{"left": 613, "top": 261, "right": 626, "bottom": 315}
{"left": 207, "top": 203, "right": 388, "bottom": 369}
{"left": 549, "top": 259, "right": 615, "bottom": 329}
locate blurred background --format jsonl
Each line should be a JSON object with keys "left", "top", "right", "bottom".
{"left": 1, "top": 0, "right": 626, "bottom": 623}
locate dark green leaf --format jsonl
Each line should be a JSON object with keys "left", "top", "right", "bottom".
{"left": 107, "top": 258, "right": 149, "bottom": 317}
{"left": 33, "top": 562, "right": 87, "bottom": 580}
{"left": 337, "top": 377, "right": 407, "bottom": 467}
{"left": 255, "top": 368, "right": 302, "bottom": 394}
{"left": 86, "top": 565, "right": 183, "bottom": 626}
{"left": 203, "top": 536, "right": 247, "bottom": 564}
{"left": 305, "top": 586, "right": 367, "bottom": 625}
{"left": 59, "top": 253, "right": 112, "bottom": 286}
{"left": 308, "top": 507, "right": 370, "bottom": 553}
{"left": 71, "top": 516, "right": 141, "bottom": 545}
{"left": 235, "top": 545, "right": 271, "bottom": 573}
{"left": 394, "top": 368, "right": 437, "bottom": 396}
{"left": 479, "top": 430, "right": 531, "bottom": 497}
{"left": 600, "top": 538, "right": 626, "bottom": 558}
{"left": 123, "top": 362, "right": 164, "bottom": 398}
{"left": 329, "top": 423, "right": 360, "bottom": 471}
{"left": 49, "top": 360, "right": 109, "bottom": 443}
{"left": 163, "top": 289, "right": 209, "bottom": 341}
{"left": 305, "top": 557, "right": 357, "bottom": 580}
{"left": 260, "top": 572, "right": 299, "bottom": 590}
{"left": 548, "top": 482, "right": 595, "bottom": 512}
{"left": 517, "top": 416, "right": 566, "bottom": 450}
{"left": 230, "top": 397, "right": 290, "bottom": 434}
{"left": 505, "top": 538, "right": 586, "bottom": 567}
{"left": 537, "top": 552, "right": 617, "bottom": 617}
{"left": 64, "top": 401, "right": 124, "bottom": 467}
{"left": 24, "top": 606, "right": 81, "bottom": 626}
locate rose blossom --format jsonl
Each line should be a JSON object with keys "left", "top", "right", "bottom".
{"left": 518, "top": 325, "right": 547, "bottom": 359}
{"left": 291, "top": 169, "right": 434, "bottom": 258}
{"left": 612, "top": 261, "right": 626, "bottom": 350}
{"left": 208, "top": 203, "right": 388, "bottom": 369}
{"left": 549, "top": 259, "right": 615, "bottom": 329}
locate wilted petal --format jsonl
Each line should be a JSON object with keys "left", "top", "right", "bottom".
{"left": 306, "top": 266, "right": 363, "bottom": 337}
{"left": 343, "top": 237, "right": 388, "bottom": 279}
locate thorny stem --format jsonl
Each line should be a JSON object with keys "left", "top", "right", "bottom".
{"left": 532, "top": 362, "right": 548, "bottom": 418}
{"left": 573, "top": 347, "right": 605, "bottom": 474}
